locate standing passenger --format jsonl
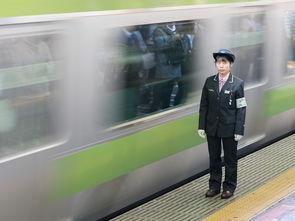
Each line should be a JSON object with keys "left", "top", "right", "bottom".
{"left": 152, "top": 23, "right": 183, "bottom": 110}
{"left": 198, "top": 49, "right": 246, "bottom": 199}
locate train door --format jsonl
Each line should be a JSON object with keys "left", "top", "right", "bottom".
{"left": 0, "top": 20, "right": 67, "bottom": 221}
{"left": 263, "top": 1, "right": 295, "bottom": 140}
{"left": 221, "top": 5, "right": 269, "bottom": 150}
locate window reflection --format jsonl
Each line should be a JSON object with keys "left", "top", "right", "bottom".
{"left": 285, "top": 10, "right": 295, "bottom": 75}
{"left": 0, "top": 34, "right": 62, "bottom": 158}
{"left": 100, "top": 20, "right": 204, "bottom": 127}
{"left": 229, "top": 13, "right": 265, "bottom": 84}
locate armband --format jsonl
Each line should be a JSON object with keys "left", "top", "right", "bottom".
{"left": 236, "top": 97, "right": 247, "bottom": 108}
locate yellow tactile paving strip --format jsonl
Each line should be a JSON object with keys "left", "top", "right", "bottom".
{"left": 203, "top": 167, "right": 295, "bottom": 221}
{"left": 111, "top": 134, "right": 295, "bottom": 221}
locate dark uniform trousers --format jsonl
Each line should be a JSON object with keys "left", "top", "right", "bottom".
{"left": 207, "top": 136, "right": 238, "bottom": 192}
{"left": 198, "top": 73, "right": 246, "bottom": 193}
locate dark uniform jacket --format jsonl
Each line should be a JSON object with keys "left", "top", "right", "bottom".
{"left": 198, "top": 73, "right": 246, "bottom": 137}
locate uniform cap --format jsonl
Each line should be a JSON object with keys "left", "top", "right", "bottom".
{"left": 213, "top": 48, "right": 235, "bottom": 63}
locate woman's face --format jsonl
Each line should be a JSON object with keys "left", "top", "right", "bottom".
{"left": 215, "top": 57, "right": 232, "bottom": 76}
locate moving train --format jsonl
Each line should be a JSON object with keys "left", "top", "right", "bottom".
{"left": 0, "top": 0, "right": 295, "bottom": 220}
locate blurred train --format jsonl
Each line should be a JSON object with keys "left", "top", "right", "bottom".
{"left": 0, "top": 0, "right": 295, "bottom": 220}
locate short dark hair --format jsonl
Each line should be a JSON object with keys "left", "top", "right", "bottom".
{"left": 214, "top": 55, "right": 233, "bottom": 63}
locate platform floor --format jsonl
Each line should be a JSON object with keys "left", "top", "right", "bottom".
{"left": 111, "top": 134, "right": 295, "bottom": 221}
{"left": 251, "top": 190, "right": 295, "bottom": 221}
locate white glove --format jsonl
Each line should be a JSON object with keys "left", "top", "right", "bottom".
{"left": 234, "top": 134, "right": 243, "bottom": 141}
{"left": 198, "top": 129, "right": 206, "bottom": 138}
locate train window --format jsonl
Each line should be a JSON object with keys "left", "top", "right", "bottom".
{"left": 228, "top": 13, "right": 265, "bottom": 84}
{"left": 0, "top": 33, "right": 62, "bottom": 158}
{"left": 284, "top": 10, "right": 295, "bottom": 76}
{"left": 98, "top": 20, "right": 205, "bottom": 127}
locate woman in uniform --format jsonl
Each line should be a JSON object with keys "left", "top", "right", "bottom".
{"left": 198, "top": 48, "right": 247, "bottom": 199}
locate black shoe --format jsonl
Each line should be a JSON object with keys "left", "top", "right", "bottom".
{"left": 221, "top": 190, "right": 234, "bottom": 199}
{"left": 205, "top": 189, "right": 220, "bottom": 197}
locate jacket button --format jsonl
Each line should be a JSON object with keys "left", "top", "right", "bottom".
{"left": 216, "top": 116, "right": 219, "bottom": 119}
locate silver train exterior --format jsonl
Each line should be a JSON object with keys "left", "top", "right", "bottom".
{"left": 0, "top": 1, "right": 295, "bottom": 221}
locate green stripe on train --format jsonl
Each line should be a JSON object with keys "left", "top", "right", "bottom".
{"left": 2, "top": 0, "right": 260, "bottom": 17}
{"left": 264, "top": 83, "right": 295, "bottom": 118}
{"left": 52, "top": 114, "right": 205, "bottom": 201}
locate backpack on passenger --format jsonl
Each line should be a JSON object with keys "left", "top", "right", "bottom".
{"left": 166, "top": 34, "right": 190, "bottom": 65}
{"left": 153, "top": 26, "right": 191, "bottom": 65}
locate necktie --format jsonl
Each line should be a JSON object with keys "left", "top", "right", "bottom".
{"left": 219, "top": 78, "right": 225, "bottom": 92}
